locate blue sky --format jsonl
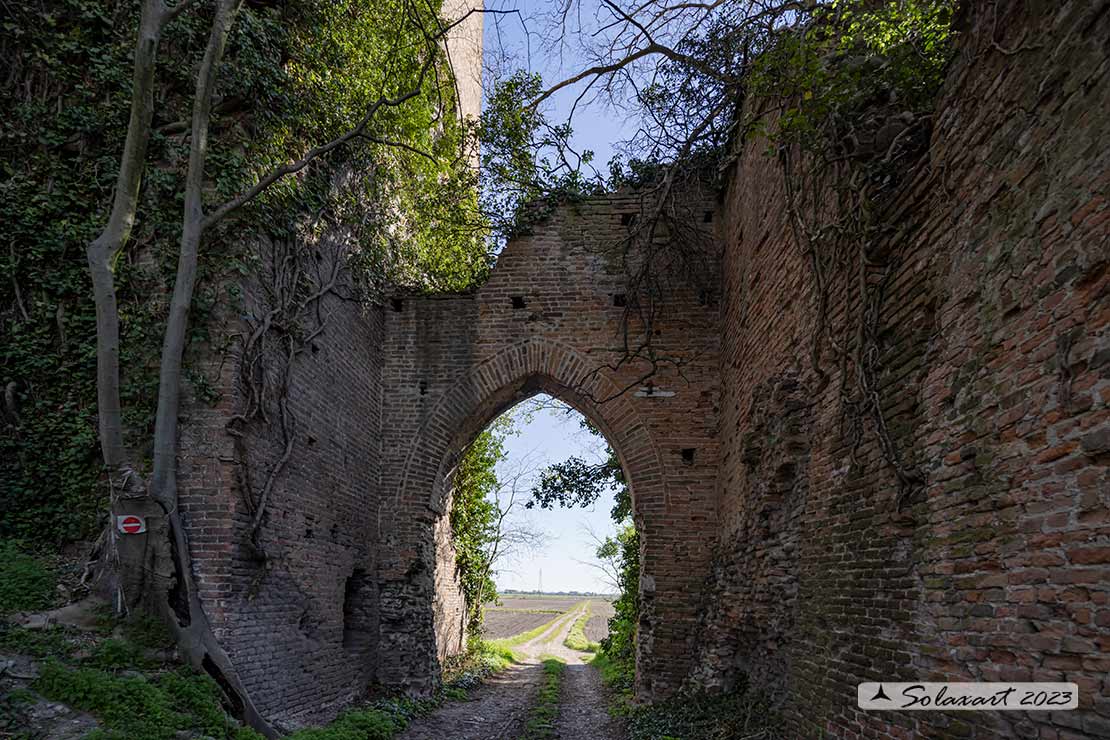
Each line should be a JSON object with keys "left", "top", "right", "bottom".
{"left": 491, "top": 397, "right": 622, "bottom": 593}
{"left": 482, "top": 0, "right": 636, "bottom": 177}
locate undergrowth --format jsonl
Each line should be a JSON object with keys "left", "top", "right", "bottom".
{"left": 1, "top": 610, "right": 260, "bottom": 740}
{"left": 591, "top": 652, "right": 781, "bottom": 740}
{"left": 1, "top": 614, "right": 516, "bottom": 740}
{"left": 0, "top": 541, "right": 57, "bottom": 616}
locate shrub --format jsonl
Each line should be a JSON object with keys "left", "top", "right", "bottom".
{"left": 0, "top": 541, "right": 56, "bottom": 615}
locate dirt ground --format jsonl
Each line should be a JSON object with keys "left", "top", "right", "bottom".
{"left": 397, "top": 604, "right": 626, "bottom": 740}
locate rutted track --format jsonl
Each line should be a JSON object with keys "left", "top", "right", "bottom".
{"left": 397, "top": 602, "right": 625, "bottom": 739}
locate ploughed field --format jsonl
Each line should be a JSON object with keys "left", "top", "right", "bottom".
{"left": 585, "top": 598, "right": 615, "bottom": 642}
{"left": 481, "top": 594, "right": 614, "bottom": 640}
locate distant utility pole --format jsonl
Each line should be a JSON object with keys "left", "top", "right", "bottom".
{"left": 538, "top": 568, "right": 543, "bottom": 594}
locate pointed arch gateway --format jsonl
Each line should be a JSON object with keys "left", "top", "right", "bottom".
{"left": 378, "top": 337, "right": 668, "bottom": 691}
{"left": 372, "top": 192, "right": 721, "bottom": 701}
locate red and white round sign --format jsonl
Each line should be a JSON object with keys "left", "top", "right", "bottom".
{"left": 116, "top": 515, "right": 146, "bottom": 535}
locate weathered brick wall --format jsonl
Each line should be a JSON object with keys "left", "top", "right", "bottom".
{"left": 377, "top": 189, "right": 722, "bottom": 699}
{"left": 177, "top": 240, "right": 387, "bottom": 731}
{"left": 697, "top": 2, "right": 1110, "bottom": 738}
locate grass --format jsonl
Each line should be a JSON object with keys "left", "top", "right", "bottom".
{"left": 562, "top": 604, "right": 599, "bottom": 653}
{"left": 519, "top": 657, "right": 565, "bottom": 740}
{"left": 0, "top": 612, "right": 259, "bottom": 740}
{"left": 34, "top": 660, "right": 263, "bottom": 740}
{"left": 0, "top": 541, "right": 57, "bottom": 616}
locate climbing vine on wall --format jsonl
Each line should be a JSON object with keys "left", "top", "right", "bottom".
{"left": 0, "top": 0, "right": 490, "bottom": 548}
{"left": 745, "top": 0, "right": 957, "bottom": 503}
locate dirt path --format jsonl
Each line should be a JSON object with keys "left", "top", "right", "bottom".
{"left": 397, "top": 602, "right": 626, "bottom": 740}
{"left": 556, "top": 662, "right": 625, "bottom": 740}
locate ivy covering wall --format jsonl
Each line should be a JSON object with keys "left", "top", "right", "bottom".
{"left": 0, "top": 0, "right": 490, "bottom": 547}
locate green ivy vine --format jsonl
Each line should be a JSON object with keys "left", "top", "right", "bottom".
{"left": 1, "top": 0, "right": 489, "bottom": 547}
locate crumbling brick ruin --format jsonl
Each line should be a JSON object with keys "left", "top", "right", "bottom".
{"left": 171, "top": 1, "right": 1108, "bottom": 735}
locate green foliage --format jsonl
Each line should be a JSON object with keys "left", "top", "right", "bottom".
{"left": 563, "top": 605, "right": 599, "bottom": 653}
{"left": 34, "top": 661, "right": 250, "bottom": 740}
{"left": 623, "top": 683, "right": 781, "bottom": 740}
{"left": 520, "top": 657, "right": 566, "bottom": 740}
{"left": 283, "top": 707, "right": 403, "bottom": 740}
{"left": 479, "top": 72, "right": 604, "bottom": 238}
{"left": 527, "top": 416, "right": 627, "bottom": 520}
{"left": 450, "top": 425, "right": 508, "bottom": 634}
{"left": 442, "top": 638, "right": 516, "bottom": 693}
{"left": 1, "top": 0, "right": 489, "bottom": 547}
{"left": 595, "top": 523, "right": 639, "bottom": 669}
{"left": 0, "top": 542, "right": 57, "bottom": 615}
{"left": 0, "top": 625, "right": 79, "bottom": 660}
{"left": 748, "top": 0, "right": 956, "bottom": 173}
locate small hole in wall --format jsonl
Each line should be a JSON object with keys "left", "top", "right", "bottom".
{"left": 620, "top": 212, "right": 638, "bottom": 226}
{"left": 391, "top": 298, "right": 404, "bottom": 312}
{"left": 703, "top": 210, "right": 714, "bottom": 223}
{"left": 310, "top": 342, "right": 320, "bottom": 354}
{"left": 419, "top": 380, "right": 428, "bottom": 396}
{"left": 681, "top": 448, "right": 696, "bottom": 464}
{"left": 612, "top": 293, "right": 627, "bottom": 307}
{"left": 307, "top": 435, "right": 317, "bottom": 446}
{"left": 698, "top": 290, "right": 710, "bottom": 306}
{"left": 511, "top": 296, "right": 527, "bottom": 309}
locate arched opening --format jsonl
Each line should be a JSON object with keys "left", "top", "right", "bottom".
{"left": 433, "top": 390, "right": 639, "bottom": 685}
{"left": 375, "top": 334, "right": 714, "bottom": 701}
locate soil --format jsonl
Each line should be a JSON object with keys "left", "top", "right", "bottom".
{"left": 397, "top": 603, "right": 627, "bottom": 740}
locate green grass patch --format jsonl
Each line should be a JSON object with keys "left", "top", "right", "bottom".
{"left": 562, "top": 605, "right": 599, "bottom": 652}
{"left": 520, "top": 657, "right": 565, "bottom": 740}
{"left": 0, "top": 541, "right": 57, "bottom": 616}
{"left": 0, "top": 624, "right": 83, "bottom": 660}
{"left": 284, "top": 706, "right": 407, "bottom": 740}
{"left": 34, "top": 660, "right": 262, "bottom": 740}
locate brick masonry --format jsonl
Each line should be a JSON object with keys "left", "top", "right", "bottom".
{"left": 693, "top": 2, "right": 1110, "bottom": 738}
{"left": 172, "top": 0, "right": 1108, "bottom": 733}
{"left": 376, "top": 188, "right": 722, "bottom": 698}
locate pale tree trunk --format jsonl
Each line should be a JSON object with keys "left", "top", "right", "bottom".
{"left": 85, "top": 0, "right": 174, "bottom": 612}
{"left": 84, "top": 2, "right": 476, "bottom": 734}
{"left": 135, "top": 2, "right": 275, "bottom": 735}
{"left": 85, "top": 1, "right": 274, "bottom": 734}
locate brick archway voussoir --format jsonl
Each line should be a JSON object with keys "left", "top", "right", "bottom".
{"left": 396, "top": 337, "right": 666, "bottom": 520}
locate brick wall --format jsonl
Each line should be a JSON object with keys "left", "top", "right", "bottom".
{"left": 177, "top": 238, "right": 387, "bottom": 731}
{"left": 171, "top": 1, "right": 1108, "bottom": 731}
{"left": 377, "top": 189, "right": 722, "bottom": 699}
{"left": 696, "top": 2, "right": 1110, "bottom": 738}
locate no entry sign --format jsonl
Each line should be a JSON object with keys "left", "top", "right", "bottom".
{"left": 116, "top": 515, "right": 147, "bottom": 535}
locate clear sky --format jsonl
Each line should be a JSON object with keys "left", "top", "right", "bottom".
{"left": 491, "top": 396, "right": 622, "bottom": 594}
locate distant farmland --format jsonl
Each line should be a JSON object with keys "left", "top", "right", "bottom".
{"left": 481, "top": 595, "right": 614, "bottom": 640}
{"left": 585, "top": 599, "right": 615, "bottom": 642}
